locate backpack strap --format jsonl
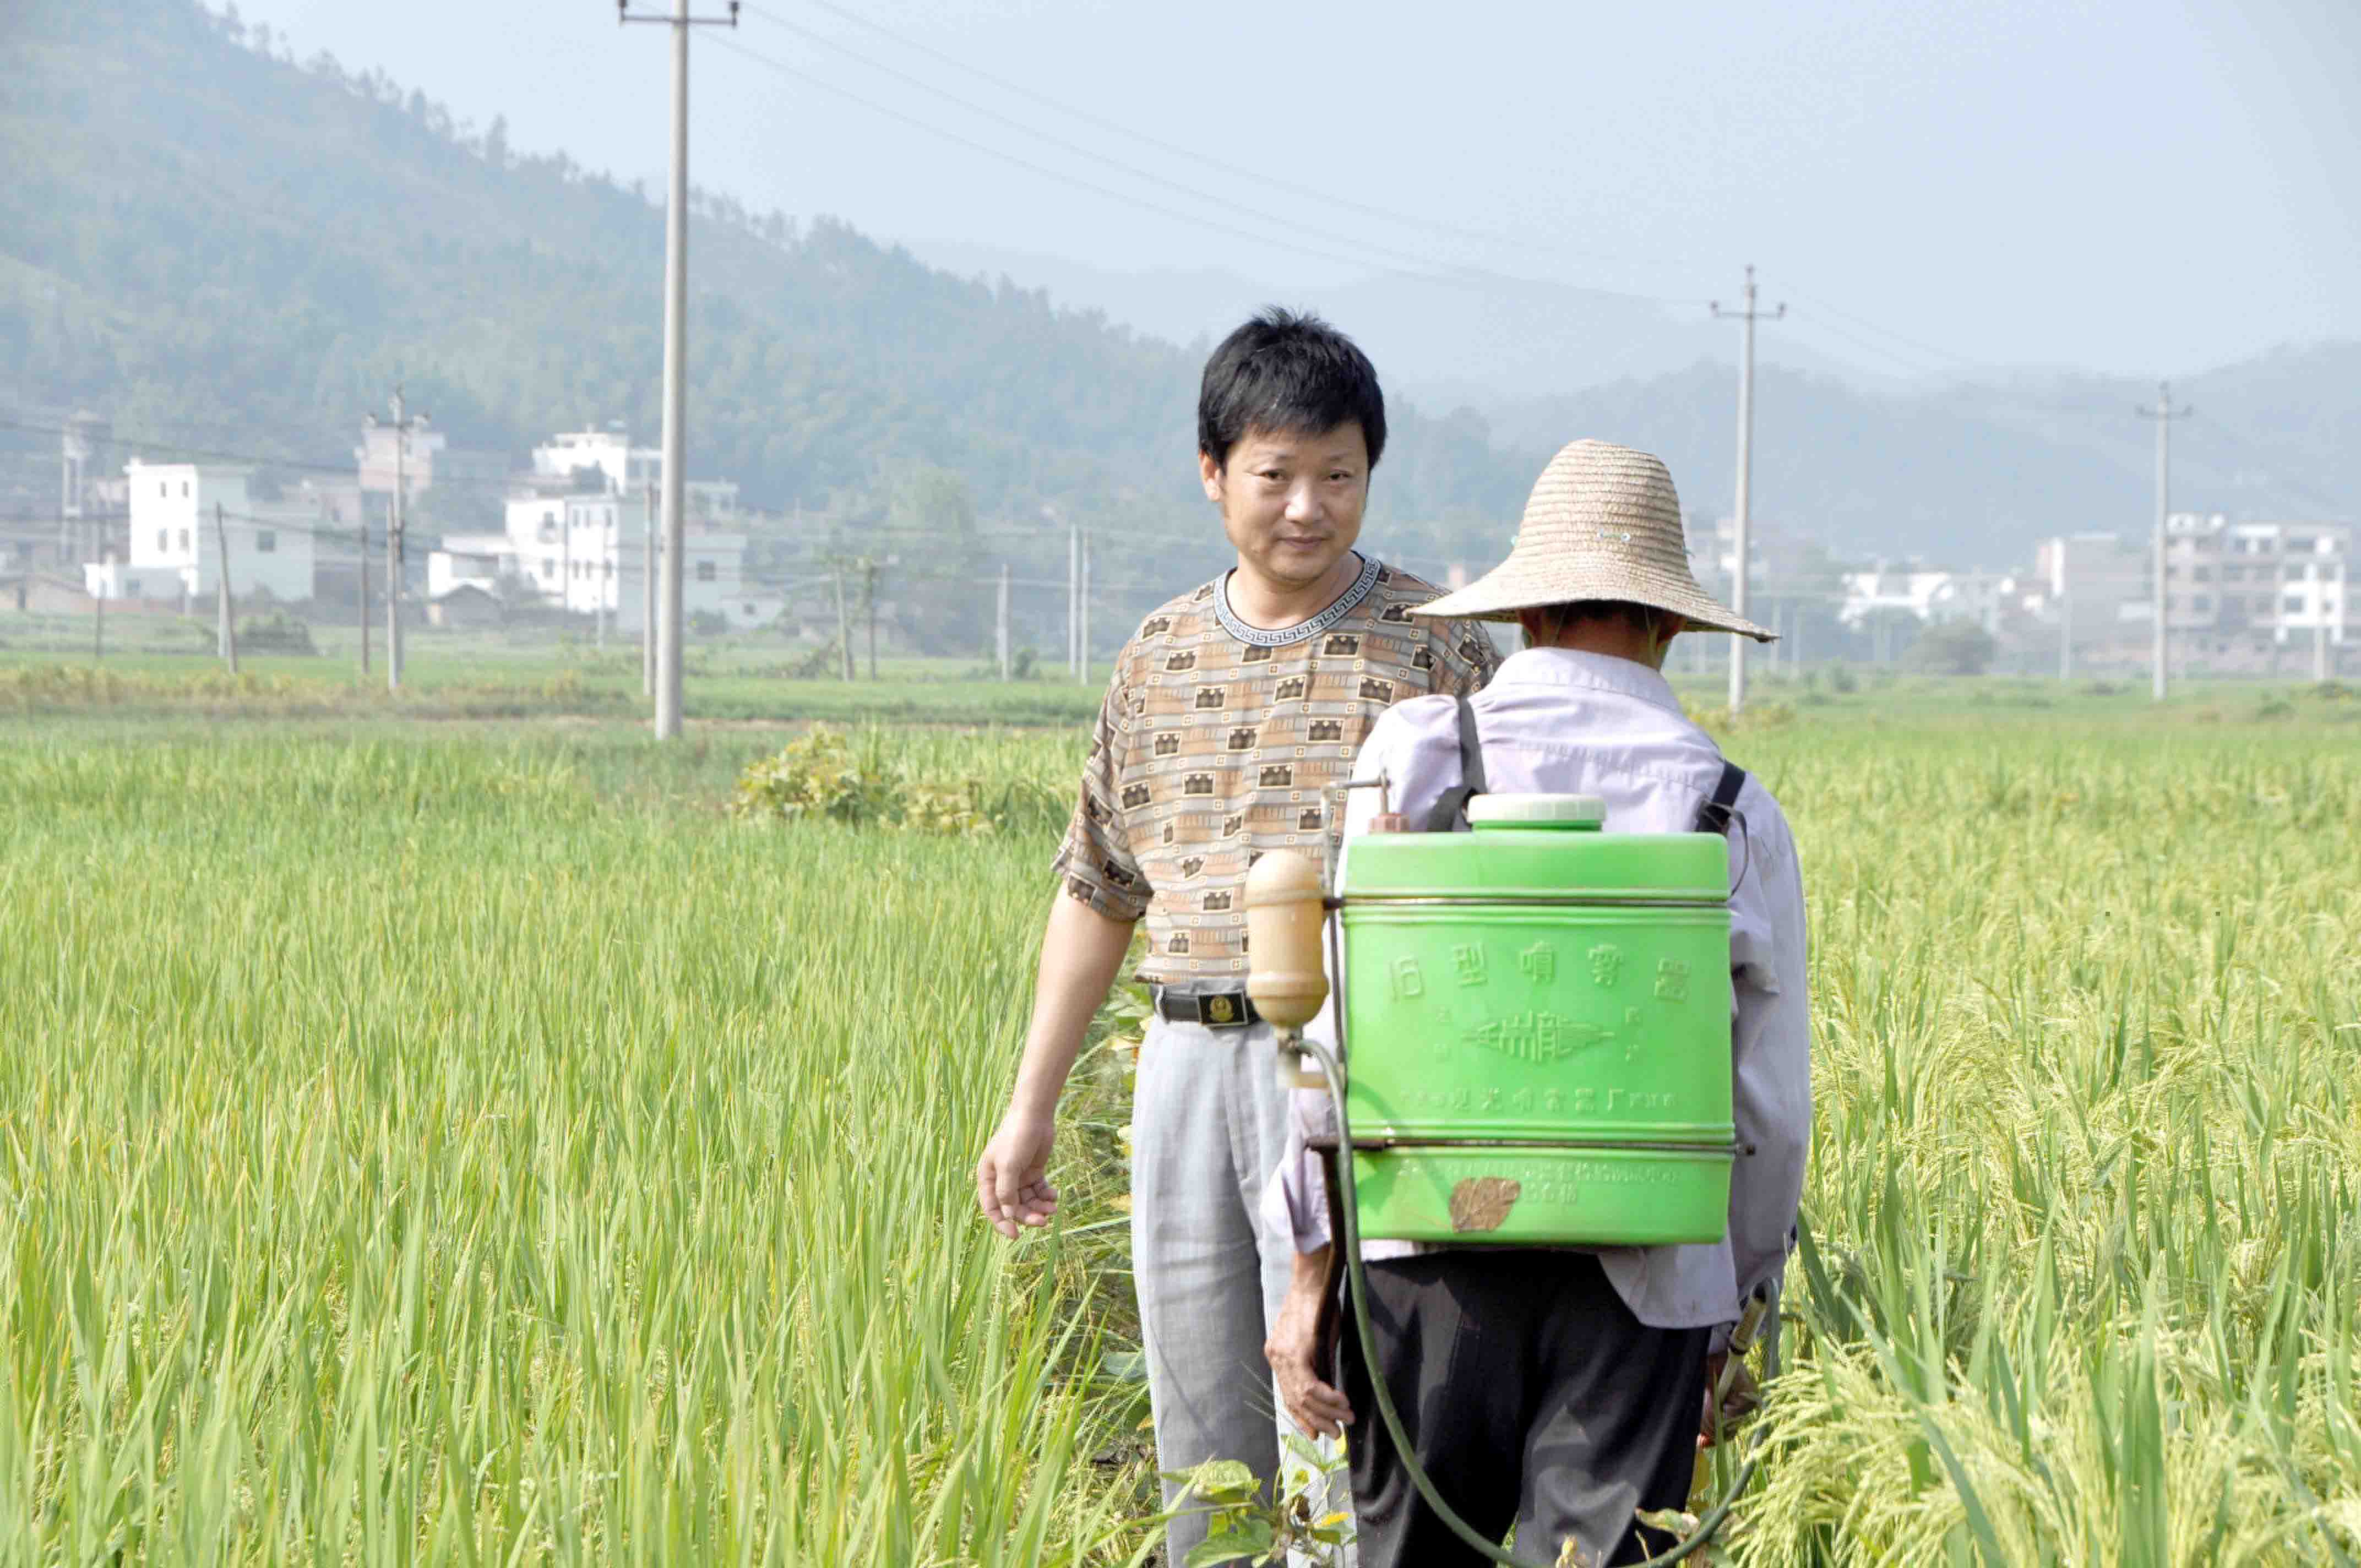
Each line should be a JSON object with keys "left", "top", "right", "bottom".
{"left": 1419, "top": 695, "right": 1489, "bottom": 834}
{"left": 1693, "top": 760, "right": 1747, "bottom": 836}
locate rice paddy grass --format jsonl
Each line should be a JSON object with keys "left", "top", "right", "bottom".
{"left": 2, "top": 712, "right": 2355, "bottom": 1563}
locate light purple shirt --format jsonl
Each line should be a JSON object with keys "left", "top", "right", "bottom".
{"left": 1264, "top": 646, "right": 1813, "bottom": 1336}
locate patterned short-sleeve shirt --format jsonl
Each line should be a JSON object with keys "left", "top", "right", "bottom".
{"left": 1052, "top": 556, "right": 1498, "bottom": 985}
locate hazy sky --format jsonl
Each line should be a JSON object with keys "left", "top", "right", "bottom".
{"left": 222, "top": 0, "right": 2360, "bottom": 379}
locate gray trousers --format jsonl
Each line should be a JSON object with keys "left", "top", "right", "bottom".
{"left": 1339, "top": 1251, "right": 1707, "bottom": 1567}
{"left": 1132, "top": 1015, "right": 1348, "bottom": 1563}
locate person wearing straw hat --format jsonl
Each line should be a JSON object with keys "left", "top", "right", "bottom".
{"left": 1262, "top": 440, "right": 1813, "bottom": 1566}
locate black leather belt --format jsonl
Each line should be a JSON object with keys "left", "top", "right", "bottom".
{"left": 1150, "top": 986, "right": 1262, "bottom": 1030}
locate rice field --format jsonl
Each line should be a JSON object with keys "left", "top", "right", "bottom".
{"left": 2, "top": 711, "right": 2357, "bottom": 1564}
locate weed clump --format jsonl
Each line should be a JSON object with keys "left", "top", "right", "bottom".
{"left": 729, "top": 723, "right": 1064, "bottom": 837}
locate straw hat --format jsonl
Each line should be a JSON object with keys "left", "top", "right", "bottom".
{"left": 1412, "top": 439, "right": 1774, "bottom": 640}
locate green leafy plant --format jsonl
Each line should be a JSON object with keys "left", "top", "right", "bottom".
{"left": 1159, "top": 1444, "right": 1354, "bottom": 1566}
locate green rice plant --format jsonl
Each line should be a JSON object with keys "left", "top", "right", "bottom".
{"left": 1, "top": 713, "right": 2355, "bottom": 1562}
{"left": 0, "top": 725, "right": 1145, "bottom": 1564}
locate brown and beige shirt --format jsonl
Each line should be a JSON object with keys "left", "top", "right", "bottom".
{"left": 1052, "top": 556, "right": 1499, "bottom": 985}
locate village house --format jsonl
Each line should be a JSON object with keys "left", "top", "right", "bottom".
{"left": 83, "top": 461, "right": 318, "bottom": 608}
{"left": 427, "top": 428, "right": 780, "bottom": 630}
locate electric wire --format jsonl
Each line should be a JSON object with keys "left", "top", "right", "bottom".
{"left": 743, "top": 0, "right": 1713, "bottom": 292}
{"left": 705, "top": 32, "right": 1705, "bottom": 310}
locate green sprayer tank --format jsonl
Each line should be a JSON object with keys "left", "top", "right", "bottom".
{"left": 1335, "top": 794, "right": 1734, "bottom": 1246}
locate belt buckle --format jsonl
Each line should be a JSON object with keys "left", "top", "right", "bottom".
{"left": 1197, "top": 992, "right": 1247, "bottom": 1030}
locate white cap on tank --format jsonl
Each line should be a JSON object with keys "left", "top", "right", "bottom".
{"left": 1466, "top": 793, "right": 1606, "bottom": 829}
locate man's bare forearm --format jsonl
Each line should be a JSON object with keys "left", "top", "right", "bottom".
{"left": 1006, "top": 894, "right": 1136, "bottom": 1118}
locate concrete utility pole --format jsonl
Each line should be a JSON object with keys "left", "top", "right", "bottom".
{"left": 359, "top": 512, "right": 372, "bottom": 677}
{"left": 641, "top": 478, "right": 656, "bottom": 697}
{"left": 864, "top": 557, "right": 879, "bottom": 679}
{"left": 996, "top": 562, "right": 1011, "bottom": 680}
{"left": 1067, "top": 522, "right": 1081, "bottom": 680}
{"left": 367, "top": 386, "right": 429, "bottom": 693}
{"left": 833, "top": 563, "right": 853, "bottom": 680}
{"left": 213, "top": 503, "right": 238, "bottom": 675}
{"left": 2136, "top": 382, "right": 2192, "bottom": 704}
{"left": 1712, "top": 265, "right": 1783, "bottom": 716}
{"left": 1078, "top": 530, "right": 1091, "bottom": 681}
{"left": 623, "top": 0, "right": 739, "bottom": 740}
{"left": 2314, "top": 562, "right": 2332, "bottom": 683}
{"left": 593, "top": 508, "right": 608, "bottom": 649}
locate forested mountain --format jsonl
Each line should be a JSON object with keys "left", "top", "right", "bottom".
{"left": 0, "top": 0, "right": 1533, "bottom": 554}
{"left": 2, "top": 0, "right": 2351, "bottom": 590}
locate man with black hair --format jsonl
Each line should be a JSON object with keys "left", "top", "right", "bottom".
{"left": 976, "top": 308, "right": 1497, "bottom": 1559}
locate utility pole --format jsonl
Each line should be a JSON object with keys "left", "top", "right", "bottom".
{"left": 833, "top": 562, "right": 853, "bottom": 680}
{"left": 2314, "top": 561, "right": 2331, "bottom": 683}
{"left": 366, "top": 386, "right": 429, "bottom": 693}
{"left": 623, "top": 0, "right": 739, "bottom": 740}
{"left": 2059, "top": 591, "right": 2072, "bottom": 683}
{"left": 213, "top": 502, "right": 239, "bottom": 675}
{"left": 359, "top": 513, "right": 372, "bottom": 678}
{"left": 1711, "top": 265, "right": 1783, "bottom": 715}
{"left": 864, "top": 557, "right": 879, "bottom": 680}
{"left": 1079, "top": 530, "right": 1091, "bottom": 681}
{"left": 1067, "top": 522, "right": 1081, "bottom": 680}
{"left": 2136, "top": 382, "right": 2192, "bottom": 704}
{"left": 996, "top": 562, "right": 1011, "bottom": 680}
{"left": 641, "top": 478, "right": 656, "bottom": 698}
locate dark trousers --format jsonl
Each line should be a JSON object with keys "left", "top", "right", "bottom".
{"left": 1338, "top": 1251, "right": 1707, "bottom": 1567}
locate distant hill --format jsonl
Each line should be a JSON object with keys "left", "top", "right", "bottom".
{"left": 0, "top": 0, "right": 1533, "bottom": 565}
{"left": 1, "top": 0, "right": 2351, "bottom": 593}
{"left": 1479, "top": 342, "right": 2361, "bottom": 564}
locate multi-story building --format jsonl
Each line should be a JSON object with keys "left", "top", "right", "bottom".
{"left": 355, "top": 424, "right": 505, "bottom": 498}
{"left": 530, "top": 428, "right": 742, "bottom": 519}
{"left": 83, "top": 461, "right": 318, "bottom": 606}
{"left": 2162, "top": 513, "right": 2351, "bottom": 657}
{"left": 428, "top": 429, "right": 779, "bottom": 630}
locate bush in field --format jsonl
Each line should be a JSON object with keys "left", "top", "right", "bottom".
{"left": 730, "top": 725, "right": 901, "bottom": 826}
{"left": 237, "top": 609, "right": 318, "bottom": 655}
{"left": 728, "top": 724, "right": 1065, "bottom": 836}
{"left": 1907, "top": 620, "right": 1999, "bottom": 676}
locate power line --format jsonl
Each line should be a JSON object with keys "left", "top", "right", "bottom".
{"left": 1764, "top": 280, "right": 1987, "bottom": 371}
{"left": 0, "top": 415, "right": 519, "bottom": 490}
{"left": 746, "top": 0, "right": 1711, "bottom": 290}
{"left": 704, "top": 33, "right": 1704, "bottom": 309}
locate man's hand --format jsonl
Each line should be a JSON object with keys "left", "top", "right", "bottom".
{"left": 976, "top": 896, "right": 1136, "bottom": 1240}
{"left": 1266, "top": 1246, "right": 1353, "bottom": 1439}
{"left": 976, "top": 1110, "right": 1059, "bottom": 1238}
{"left": 1698, "top": 1352, "right": 1761, "bottom": 1449}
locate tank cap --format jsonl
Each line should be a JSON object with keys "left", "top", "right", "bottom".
{"left": 1467, "top": 793, "right": 1606, "bottom": 830}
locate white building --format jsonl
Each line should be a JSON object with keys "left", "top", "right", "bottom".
{"left": 84, "top": 461, "right": 317, "bottom": 606}
{"left": 428, "top": 461, "right": 779, "bottom": 630}
{"left": 531, "top": 428, "right": 742, "bottom": 519}
{"left": 533, "top": 429, "right": 652, "bottom": 493}
{"left": 1838, "top": 567, "right": 2019, "bottom": 630}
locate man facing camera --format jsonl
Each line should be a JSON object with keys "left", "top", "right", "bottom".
{"left": 975, "top": 309, "right": 1498, "bottom": 1560}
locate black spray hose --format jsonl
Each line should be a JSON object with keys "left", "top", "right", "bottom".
{"left": 1297, "top": 1033, "right": 1776, "bottom": 1567}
